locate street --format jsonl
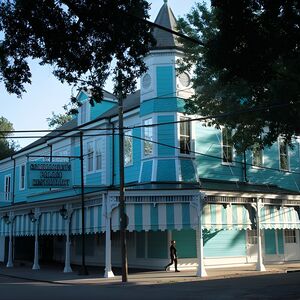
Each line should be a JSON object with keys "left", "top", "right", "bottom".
{"left": 0, "top": 272, "right": 299, "bottom": 300}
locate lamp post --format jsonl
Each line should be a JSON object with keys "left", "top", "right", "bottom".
{"left": 59, "top": 205, "right": 73, "bottom": 273}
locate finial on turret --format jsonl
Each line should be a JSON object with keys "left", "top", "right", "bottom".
{"left": 164, "top": 0, "right": 168, "bottom": 4}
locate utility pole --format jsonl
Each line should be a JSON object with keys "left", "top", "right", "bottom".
{"left": 79, "top": 131, "right": 88, "bottom": 275}
{"left": 118, "top": 91, "right": 128, "bottom": 283}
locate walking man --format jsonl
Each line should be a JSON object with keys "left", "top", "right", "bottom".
{"left": 165, "top": 240, "right": 180, "bottom": 272}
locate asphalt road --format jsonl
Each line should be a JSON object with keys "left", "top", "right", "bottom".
{"left": 0, "top": 272, "right": 300, "bottom": 300}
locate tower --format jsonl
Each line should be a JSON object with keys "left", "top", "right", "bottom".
{"left": 139, "top": 1, "right": 195, "bottom": 183}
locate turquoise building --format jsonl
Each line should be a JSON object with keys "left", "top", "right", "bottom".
{"left": 0, "top": 1, "right": 300, "bottom": 276}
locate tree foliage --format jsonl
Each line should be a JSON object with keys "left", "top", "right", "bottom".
{"left": 0, "top": 116, "right": 17, "bottom": 159}
{"left": 177, "top": 0, "right": 300, "bottom": 152}
{"left": 0, "top": 0, "right": 155, "bottom": 109}
{"left": 47, "top": 111, "right": 72, "bottom": 129}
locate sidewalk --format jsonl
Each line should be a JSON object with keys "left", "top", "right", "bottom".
{"left": 0, "top": 261, "right": 300, "bottom": 286}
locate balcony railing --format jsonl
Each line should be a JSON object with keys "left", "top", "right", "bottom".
{"left": 0, "top": 192, "right": 12, "bottom": 202}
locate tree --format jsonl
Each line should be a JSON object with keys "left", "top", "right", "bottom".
{"left": 0, "top": 0, "right": 155, "bottom": 108}
{"left": 47, "top": 111, "right": 72, "bottom": 129}
{"left": 177, "top": 0, "right": 300, "bottom": 152}
{"left": 0, "top": 116, "right": 17, "bottom": 159}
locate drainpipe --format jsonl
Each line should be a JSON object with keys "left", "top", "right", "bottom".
{"left": 243, "top": 150, "right": 248, "bottom": 183}
{"left": 11, "top": 157, "right": 16, "bottom": 205}
{"left": 48, "top": 144, "right": 53, "bottom": 192}
{"left": 108, "top": 118, "right": 115, "bottom": 187}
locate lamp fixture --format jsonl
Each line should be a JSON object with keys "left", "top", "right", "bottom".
{"left": 59, "top": 206, "right": 68, "bottom": 219}
{"left": 28, "top": 210, "right": 36, "bottom": 222}
{"left": 2, "top": 213, "right": 10, "bottom": 224}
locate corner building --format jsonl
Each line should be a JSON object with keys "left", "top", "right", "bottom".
{"left": 0, "top": 1, "right": 300, "bottom": 276}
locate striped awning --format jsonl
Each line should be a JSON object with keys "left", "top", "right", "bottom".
{"left": 40, "top": 212, "right": 66, "bottom": 235}
{"left": 0, "top": 205, "right": 104, "bottom": 237}
{"left": 111, "top": 203, "right": 255, "bottom": 232}
{"left": 202, "top": 204, "right": 254, "bottom": 230}
{"left": 261, "top": 206, "right": 300, "bottom": 229}
{"left": 0, "top": 218, "right": 9, "bottom": 236}
{"left": 15, "top": 214, "right": 35, "bottom": 236}
{"left": 71, "top": 205, "right": 105, "bottom": 234}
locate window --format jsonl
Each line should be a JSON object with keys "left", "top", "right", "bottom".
{"left": 284, "top": 229, "right": 296, "bottom": 243}
{"left": 53, "top": 149, "right": 70, "bottom": 162}
{"left": 4, "top": 175, "right": 11, "bottom": 201}
{"left": 124, "top": 130, "right": 133, "bottom": 166}
{"left": 79, "top": 101, "right": 89, "bottom": 125}
{"left": 95, "top": 140, "right": 102, "bottom": 170}
{"left": 143, "top": 118, "right": 153, "bottom": 157}
{"left": 87, "top": 141, "right": 94, "bottom": 172}
{"left": 279, "top": 138, "right": 289, "bottom": 171}
{"left": 179, "top": 117, "right": 191, "bottom": 154}
{"left": 247, "top": 230, "right": 257, "bottom": 244}
{"left": 252, "top": 143, "right": 263, "bottom": 168}
{"left": 222, "top": 127, "right": 233, "bottom": 163}
{"left": 20, "top": 164, "right": 26, "bottom": 190}
{"left": 86, "top": 139, "right": 103, "bottom": 172}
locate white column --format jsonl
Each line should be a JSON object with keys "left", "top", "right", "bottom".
{"left": 196, "top": 193, "right": 207, "bottom": 277}
{"left": 256, "top": 198, "right": 266, "bottom": 272}
{"left": 6, "top": 215, "right": 14, "bottom": 268}
{"left": 32, "top": 210, "right": 40, "bottom": 270}
{"left": 64, "top": 215, "right": 73, "bottom": 273}
{"left": 104, "top": 195, "right": 117, "bottom": 278}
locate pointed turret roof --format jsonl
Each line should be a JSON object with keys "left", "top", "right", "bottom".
{"left": 151, "top": 0, "right": 182, "bottom": 50}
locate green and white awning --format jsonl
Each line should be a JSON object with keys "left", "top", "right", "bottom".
{"left": 0, "top": 205, "right": 105, "bottom": 237}
{"left": 2, "top": 203, "right": 299, "bottom": 236}
{"left": 261, "top": 206, "right": 300, "bottom": 229}
{"left": 110, "top": 203, "right": 255, "bottom": 231}
{"left": 71, "top": 205, "right": 105, "bottom": 234}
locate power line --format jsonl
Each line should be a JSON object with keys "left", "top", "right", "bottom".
{"left": 124, "top": 133, "right": 300, "bottom": 177}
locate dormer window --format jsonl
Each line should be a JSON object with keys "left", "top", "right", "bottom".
{"left": 79, "top": 101, "right": 90, "bottom": 125}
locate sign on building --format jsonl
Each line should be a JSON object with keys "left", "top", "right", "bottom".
{"left": 27, "top": 162, "right": 72, "bottom": 189}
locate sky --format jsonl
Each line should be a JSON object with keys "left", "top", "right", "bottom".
{"left": 0, "top": 0, "right": 198, "bottom": 148}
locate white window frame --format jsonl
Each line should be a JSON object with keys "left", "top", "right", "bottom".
{"left": 221, "top": 127, "right": 234, "bottom": 165}
{"left": 4, "top": 174, "right": 11, "bottom": 201}
{"left": 124, "top": 129, "right": 133, "bottom": 167}
{"left": 278, "top": 137, "right": 289, "bottom": 171}
{"left": 95, "top": 139, "right": 102, "bottom": 171}
{"left": 284, "top": 229, "right": 296, "bottom": 244}
{"left": 79, "top": 100, "right": 90, "bottom": 125}
{"left": 86, "top": 139, "right": 103, "bottom": 173}
{"left": 179, "top": 117, "right": 192, "bottom": 155}
{"left": 19, "top": 164, "right": 26, "bottom": 190}
{"left": 143, "top": 118, "right": 154, "bottom": 158}
{"left": 87, "top": 141, "right": 94, "bottom": 173}
{"left": 252, "top": 143, "right": 263, "bottom": 168}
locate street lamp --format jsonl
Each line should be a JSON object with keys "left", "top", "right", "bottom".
{"left": 2, "top": 213, "right": 10, "bottom": 224}
{"left": 28, "top": 210, "right": 36, "bottom": 222}
{"left": 59, "top": 206, "right": 68, "bottom": 219}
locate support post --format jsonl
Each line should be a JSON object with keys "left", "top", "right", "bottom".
{"left": 104, "top": 195, "right": 117, "bottom": 278}
{"left": 255, "top": 198, "right": 266, "bottom": 272}
{"left": 6, "top": 213, "right": 14, "bottom": 268}
{"left": 104, "top": 196, "right": 115, "bottom": 278}
{"left": 193, "top": 193, "right": 207, "bottom": 277}
{"left": 32, "top": 209, "right": 41, "bottom": 270}
{"left": 63, "top": 206, "right": 73, "bottom": 273}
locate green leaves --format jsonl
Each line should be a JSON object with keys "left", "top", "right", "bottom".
{"left": 178, "top": 0, "right": 300, "bottom": 152}
{"left": 0, "top": 0, "right": 155, "bottom": 104}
